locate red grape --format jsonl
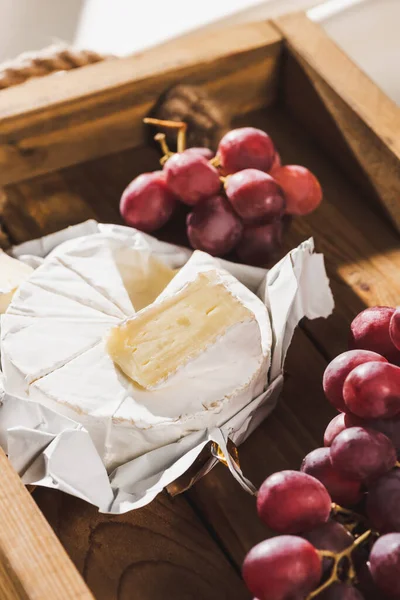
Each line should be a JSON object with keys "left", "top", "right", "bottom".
{"left": 301, "top": 447, "right": 363, "bottom": 506}
{"left": 257, "top": 470, "right": 331, "bottom": 534}
{"left": 217, "top": 127, "right": 275, "bottom": 174}
{"left": 184, "top": 147, "right": 214, "bottom": 160}
{"left": 317, "top": 583, "right": 365, "bottom": 599}
{"left": 120, "top": 171, "right": 177, "bottom": 232}
{"left": 242, "top": 536, "right": 321, "bottom": 600}
{"left": 236, "top": 220, "right": 282, "bottom": 266}
{"left": 324, "top": 414, "right": 347, "bottom": 446}
{"left": 369, "top": 533, "right": 400, "bottom": 598}
{"left": 271, "top": 165, "right": 322, "bottom": 216}
{"left": 367, "top": 470, "right": 400, "bottom": 533}
{"left": 349, "top": 307, "right": 400, "bottom": 365}
{"left": 269, "top": 151, "right": 281, "bottom": 174}
{"left": 343, "top": 362, "right": 400, "bottom": 419}
{"left": 225, "top": 169, "right": 285, "bottom": 224}
{"left": 323, "top": 350, "right": 387, "bottom": 412}
{"left": 345, "top": 413, "right": 400, "bottom": 456}
{"left": 330, "top": 427, "right": 396, "bottom": 481}
{"left": 302, "top": 520, "right": 354, "bottom": 578}
{"left": 186, "top": 195, "right": 243, "bottom": 256}
{"left": 390, "top": 308, "right": 400, "bottom": 351}
{"left": 164, "top": 150, "right": 221, "bottom": 205}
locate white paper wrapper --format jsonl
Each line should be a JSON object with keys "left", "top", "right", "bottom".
{"left": 0, "top": 221, "right": 334, "bottom": 513}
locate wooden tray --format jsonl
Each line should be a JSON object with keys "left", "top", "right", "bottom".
{"left": 0, "top": 10, "right": 399, "bottom": 600}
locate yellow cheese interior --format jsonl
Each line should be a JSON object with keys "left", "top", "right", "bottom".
{"left": 0, "top": 250, "right": 33, "bottom": 313}
{"left": 107, "top": 270, "right": 254, "bottom": 389}
{"left": 115, "top": 249, "right": 177, "bottom": 311}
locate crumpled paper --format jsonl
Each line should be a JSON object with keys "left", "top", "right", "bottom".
{"left": 0, "top": 221, "right": 334, "bottom": 513}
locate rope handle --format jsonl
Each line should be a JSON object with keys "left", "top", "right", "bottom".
{"left": 0, "top": 44, "right": 114, "bottom": 89}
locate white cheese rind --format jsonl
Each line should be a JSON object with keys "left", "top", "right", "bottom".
{"left": 0, "top": 250, "right": 33, "bottom": 313}
{"left": 1, "top": 236, "right": 272, "bottom": 470}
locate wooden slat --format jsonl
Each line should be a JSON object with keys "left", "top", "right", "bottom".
{"left": 0, "top": 22, "right": 281, "bottom": 187}
{"left": 273, "top": 12, "right": 400, "bottom": 232}
{"left": 0, "top": 448, "right": 93, "bottom": 599}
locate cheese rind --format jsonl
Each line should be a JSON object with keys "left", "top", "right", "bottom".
{"left": 0, "top": 250, "right": 33, "bottom": 313}
{"left": 107, "top": 271, "right": 255, "bottom": 389}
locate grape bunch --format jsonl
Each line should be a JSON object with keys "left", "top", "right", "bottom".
{"left": 243, "top": 306, "right": 400, "bottom": 600}
{"left": 119, "top": 119, "right": 322, "bottom": 265}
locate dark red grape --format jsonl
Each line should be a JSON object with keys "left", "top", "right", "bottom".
{"left": 186, "top": 195, "right": 243, "bottom": 256}
{"left": 302, "top": 520, "right": 354, "bottom": 579}
{"left": 324, "top": 414, "right": 347, "bottom": 446}
{"left": 271, "top": 165, "right": 322, "bottom": 216}
{"left": 225, "top": 169, "right": 285, "bottom": 224}
{"left": 242, "top": 536, "right": 321, "bottom": 600}
{"left": 164, "top": 150, "right": 221, "bottom": 205}
{"left": 343, "top": 362, "right": 400, "bottom": 419}
{"left": 323, "top": 350, "right": 387, "bottom": 412}
{"left": 369, "top": 533, "right": 400, "bottom": 598}
{"left": 349, "top": 307, "right": 400, "bottom": 365}
{"left": 390, "top": 308, "right": 400, "bottom": 351}
{"left": 120, "top": 171, "right": 177, "bottom": 232}
{"left": 301, "top": 447, "right": 363, "bottom": 506}
{"left": 345, "top": 413, "right": 400, "bottom": 456}
{"left": 356, "top": 561, "right": 388, "bottom": 600}
{"left": 257, "top": 470, "right": 331, "bottom": 534}
{"left": 330, "top": 427, "right": 396, "bottom": 481}
{"left": 318, "top": 583, "right": 365, "bottom": 599}
{"left": 367, "top": 470, "right": 400, "bottom": 533}
{"left": 217, "top": 127, "right": 275, "bottom": 174}
{"left": 184, "top": 147, "right": 214, "bottom": 160}
{"left": 236, "top": 220, "right": 282, "bottom": 266}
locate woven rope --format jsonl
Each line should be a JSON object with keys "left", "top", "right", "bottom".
{"left": 0, "top": 44, "right": 112, "bottom": 89}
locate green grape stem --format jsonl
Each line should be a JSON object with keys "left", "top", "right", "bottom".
{"left": 307, "top": 529, "right": 373, "bottom": 599}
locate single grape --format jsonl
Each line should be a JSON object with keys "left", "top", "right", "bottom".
{"left": 242, "top": 536, "right": 322, "bottom": 600}
{"left": 343, "top": 361, "right": 400, "bottom": 419}
{"left": 186, "top": 195, "right": 243, "bottom": 256}
{"left": 236, "top": 220, "right": 282, "bottom": 266}
{"left": 184, "top": 147, "right": 214, "bottom": 160}
{"left": 349, "top": 307, "right": 400, "bottom": 365}
{"left": 120, "top": 171, "right": 177, "bottom": 232}
{"left": 345, "top": 413, "right": 400, "bottom": 456}
{"left": 225, "top": 169, "right": 285, "bottom": 224}
{"left": 301, "top": 447, "right": 363, "bottom": 506}
{"left": 390, "top": 308, "right": 400, "bottom": 351}
{"left": 269, "top": 151, "right": 281, "bottom": 174}
{"left": 330, "top": 427, "right": 396, "bottom": 481}
{"left": 257, "top": 470, "right": 331, "bottom": 534}
{"left": 164, "top": 151, "right": 221, "bottom": 205}
{"left": 323, "top": 349, "right": 387, "bottom": 412}
{"left": 271, "top": 165, "right": 322, "bottom": 216}
{"left": 317, "top": 583, "right": 365, "bottom": 599}
{"left": 369, "top": 533, "right": 400, "bottom": 598}
{"left": 324, "top": 414, "right": 347, "bottom": 446}
{"left": 367, "top": 470, "right": 400, "bottom": 533}
{"left": 217, "top": 127, "right": 276, "bottom": 174}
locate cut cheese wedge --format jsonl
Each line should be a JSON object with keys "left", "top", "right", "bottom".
{"left": 0, "top": 250, "right": 33, "bottom": 313}
{"left": 107, "top": 270, "right": 255, "bottom": 389}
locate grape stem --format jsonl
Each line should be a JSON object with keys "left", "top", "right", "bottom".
{"left": 396, "top": 461, "right": 400, "bottom": 468}
{"left": 143, "top": 117, "right": 187, "bottom": 153}
{"left": 307, "top": 529, "right": 372, "bottom": 599}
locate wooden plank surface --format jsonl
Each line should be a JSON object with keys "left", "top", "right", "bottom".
{"left": 273, "top": 12, "right": 400, "bottom": 233}
{"left": 0, "top": 448, "right": 93, "bottom": 599}
{"left": 0, "top": 21, "right": 281, "bottom": 187}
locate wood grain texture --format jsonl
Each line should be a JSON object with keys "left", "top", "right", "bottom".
{"left": 33, "top": 489, "right": 249, "bottom": 600}
{"left": 273, "top": 12, "right": 400, "bottom": 232}
{"left": 0, "top": 21, "right": 281, "bottom": 187}
{"left": 0, "top": 448, "right": 93, "bottom": 599}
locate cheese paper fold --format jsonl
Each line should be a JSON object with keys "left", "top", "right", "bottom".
{"left": 0, "top": 221, "right": 334, "bottom": 513}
